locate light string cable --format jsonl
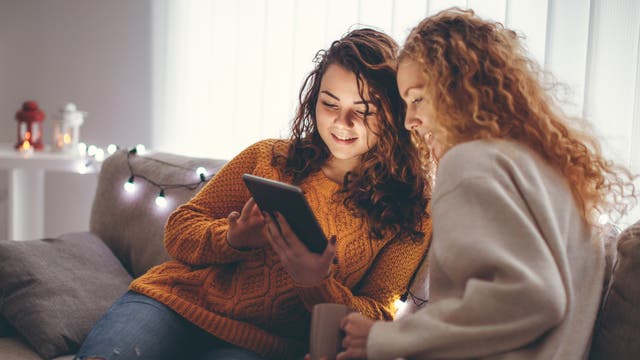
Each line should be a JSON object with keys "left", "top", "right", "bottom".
{"left": 123, "top": 147, "right": 213, "bottom": 207}
{"left": 399, "top": 236, "right": 431, "bottom": 307}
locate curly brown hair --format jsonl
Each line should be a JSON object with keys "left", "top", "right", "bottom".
{"left": 400, "top": 8, "right": 637, "bottom": 225}
{"left": 272, "top": 28, "right": 429, "bottom": 241}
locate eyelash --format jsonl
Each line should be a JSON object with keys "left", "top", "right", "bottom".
{"left": 355, "top": 110, "right": 375, "bottom": 117}
{"left": 322, "top": 101, "right": 375, "bottom": 116}
{"left": 322, "top": 101, "right": 338, "bottom": 109}
{"left": 412, "top": 97, "right": 423, "bottom": 104}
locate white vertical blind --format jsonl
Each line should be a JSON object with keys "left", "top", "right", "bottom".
{"left": 583, "top": 0, "right": 640, "bottom": 165}
{"left": 152, "top": 0, "right": 640, "bottom": 221}
{"left": 430, "top": 0, "right": 466, "bottom": 14}
{"left": 359, "top": 0, "right": 394, "bottom": 32}
{"left": 544, "top": 0, "right": 590, "bottom": 117}
{"left": 391, "top": 0, "right": 428, "bottom": 40}
{"left": 505, "top": 0, "right": 548, "bottom": 66}
{"left": 263, "top": 0, "right": 296, "bottom": 140}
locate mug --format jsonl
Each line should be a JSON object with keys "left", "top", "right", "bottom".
{"left": 309, "top": 303, "right": 351, "bottom": 360}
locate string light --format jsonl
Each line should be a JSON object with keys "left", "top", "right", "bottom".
{"left": 122, "top": 148, "right": 213, "bottom": 208}
{"left": 123, "top": 176, "right": 136, "bottom": 192}
{"left": 196, "top": 166, "right": 207, "bottom": 181}
{"left": 87, "top": 144, "right": 98, "bottom": 157}
{"left": 598, "top": 213, "right": 610, "bottom": 225}
{"left": 394, "top": 298, "right": 407, "bottom": 314}
{"left": 155, "top": 189, "right": 168, "bottom": 207}
{"left": 77, "top": 142, "right": 87, "bottom": 155}
{"left": 76, "top": 160, "right": 92, "bottom": 174}
{"left": 107, "top": 144, "right": 119, "bottom": 155}
{"left": 94, "top": 148, "right": 105, "bottom": 162}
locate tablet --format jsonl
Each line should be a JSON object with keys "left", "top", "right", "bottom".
{"left": 242, "top": 173, "right": 328, "bottom": 253}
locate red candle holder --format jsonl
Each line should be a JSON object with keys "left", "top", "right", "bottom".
{"left": 15, "top": 100, "right": 45, "bottom": 151}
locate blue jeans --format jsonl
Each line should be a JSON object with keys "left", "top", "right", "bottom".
{"left": 74, "top": 291, "right": 266, "bottom": 360}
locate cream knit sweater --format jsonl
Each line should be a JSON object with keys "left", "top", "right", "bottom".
{"left": 368, "top": 139, "right": 605, "bottom": 360}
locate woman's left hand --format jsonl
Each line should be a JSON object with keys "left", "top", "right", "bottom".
{"left": 264, "top": 212, "right": 336, "bottom": 286}
{"left": 336, "top": 312, "right": 375, "bottom": 360}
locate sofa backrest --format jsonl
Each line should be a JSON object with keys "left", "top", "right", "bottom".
{"left": 590, "top": 218, "right": 640, "bottom": 359}
{"left": 90, "top": 149, "right": 226, "bottom": 278}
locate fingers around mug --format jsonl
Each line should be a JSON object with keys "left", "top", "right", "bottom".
{"left": 340, "top": 311, "right": 353, "bottom": 330}
{"left": 341, "top": 311, "right": 364, "bottom": 334}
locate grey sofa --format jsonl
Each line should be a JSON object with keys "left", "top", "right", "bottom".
{"left": 0, "top": 149, "right": 226, "bottom": 359}
{"left": 0, "top": 148, "right": 638, "bottom": 359}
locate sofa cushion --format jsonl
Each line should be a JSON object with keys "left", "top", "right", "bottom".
{"left": 590, "top": 219, "right": 640, "bottom": 359}
{"left": 0, "top": 316, "right": 16, "bottom": 337}
{"left": 0, "top": 336, "right": 74, "bottom": 360}
{"left": 0, "top": 232, "right": 132, "bottom": 359}
{"left": 90, "top": 149, "right": 226, "bottom": 277}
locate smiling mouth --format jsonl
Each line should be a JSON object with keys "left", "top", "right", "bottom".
{"left": 332, "top": 133, "right": 357, "bottom": 142}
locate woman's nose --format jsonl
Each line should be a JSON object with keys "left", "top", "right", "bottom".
{"left": 404, "top": 111, "right": 422, "bottom": 131}
{"left": 334, "top": 111, "right": 354, "bottom": 127}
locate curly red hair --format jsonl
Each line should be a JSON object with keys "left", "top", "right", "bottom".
{"left": 400, "top": 8, "right": 637, "bottom": 224}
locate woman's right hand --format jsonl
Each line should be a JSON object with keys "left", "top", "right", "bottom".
{"left": 226, "top": 197, "right": 270, "bottom": 249}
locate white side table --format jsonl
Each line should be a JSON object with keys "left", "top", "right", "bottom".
{"left": 0, "top": 143, "right": 101, "bottom": 240}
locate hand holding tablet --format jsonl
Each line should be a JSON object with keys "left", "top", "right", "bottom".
{"left": 242, "top": 174, "right": 328, "bottom": 254}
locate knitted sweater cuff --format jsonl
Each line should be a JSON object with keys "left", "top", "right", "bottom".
{"left": 295, "top": 270, "right": 347, "bottom": 305}
{"left": 213, "top": 223, "right": 260, "bottom": 261}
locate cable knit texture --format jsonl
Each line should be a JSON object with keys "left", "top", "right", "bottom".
{"left": 130, "top": 139, "right": 431, "bottom": 359}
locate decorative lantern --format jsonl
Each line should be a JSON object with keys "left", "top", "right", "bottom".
{"left": 53, "top": 102, "right": 87, "bottom": 153}
{"left": 15, "top": 100, "right": 45, "bottom": 151}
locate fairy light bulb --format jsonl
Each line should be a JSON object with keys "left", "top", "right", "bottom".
{"left": 394, "top": 298, "right": 407, "bottom": 315}
{"left": 76, "top": 161, "right": 90, "bottom": 174}
{"left": 87, "top": 145, "right": 98, "bottom": 157}
{"left": 196, "top": 166, "right": 207, "bottom": 181}
{"left": 123, "top": 176, "right": 136, "bottom": 193}
{"left": 77, "top": 142, "right": 87, "bottom": 156}
{"left": 135, "top": 144, "right": 146, "bottom": 154}
{"left": 598, "top": 213, "right": 609, "bottom": 225}
{"left": 107, "top": 144, "right": 118, "bottom": 154}
{"left": 94, "top": 148, "right": 105, "bottom": 162}
{"left": 155, "top": 189, "right": 167, "bottom": 207}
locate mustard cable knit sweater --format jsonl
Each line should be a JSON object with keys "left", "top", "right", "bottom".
{"left": 130, "top": 139, "right": 431, "bottom": 359}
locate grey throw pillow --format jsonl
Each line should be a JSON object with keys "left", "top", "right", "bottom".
{"left": 590, "top": 219, "right": 640, "bottom": 359}
{"left": 0, "top": 232, "right": 132, "bottom": 359}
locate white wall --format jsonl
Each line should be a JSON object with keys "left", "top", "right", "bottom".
{"left": 0, "top": 0, "right": 638, "bottom": 236}
{"left": 0, "top": 0, "right": 153, "bottom": 238}
{"left": 153, "top": 0, "right": 639, "bottom": 225}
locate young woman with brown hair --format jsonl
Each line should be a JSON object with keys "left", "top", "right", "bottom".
{"left": 75, "top": 28, "right": 431, "bottom": 360}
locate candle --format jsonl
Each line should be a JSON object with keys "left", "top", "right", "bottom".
{"left": 19, "top": 140, "right": 34, "bottom": 156}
